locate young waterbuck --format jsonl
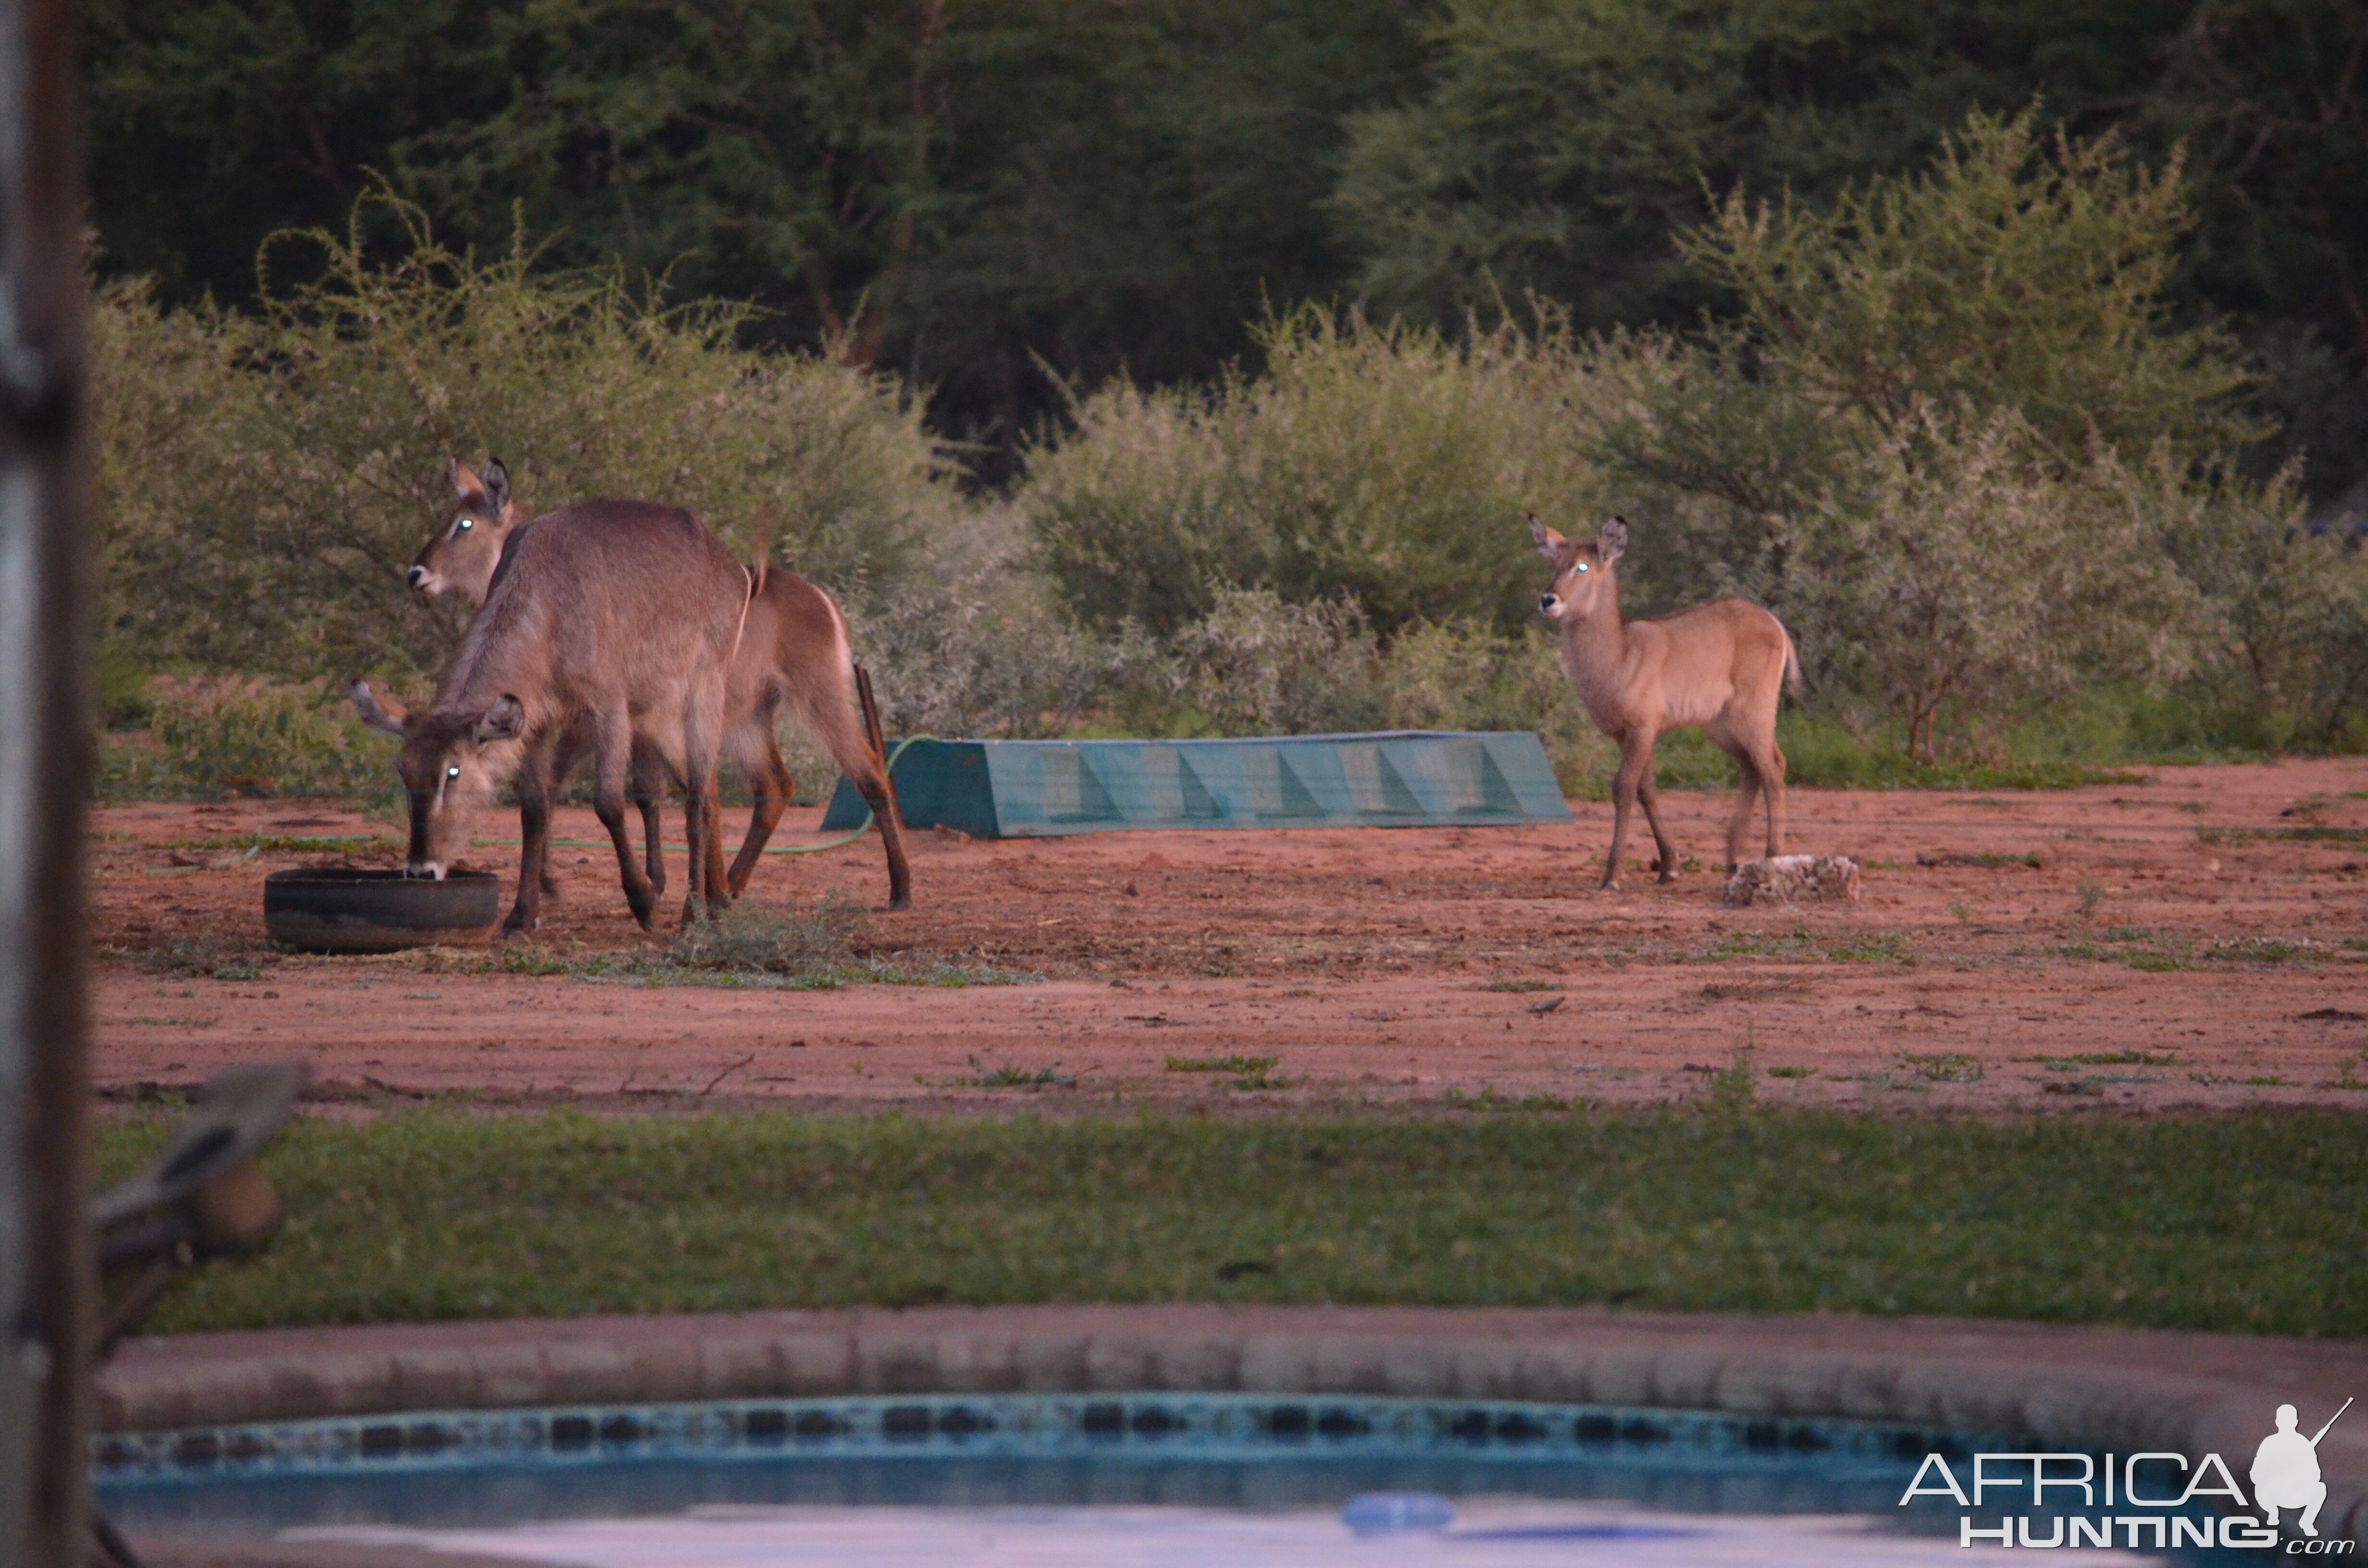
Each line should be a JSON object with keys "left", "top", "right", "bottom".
{"left": 408, "top": 459, "right": 675, "bottom": 905}
{"left": 358, "top": 497, "right": 749, "bottom": 933}
{"left": 409, "top": 457, "right": 912, "bottom": 910}
{"left": 1529, "top": 515, "right": 1801, "bottom": 890}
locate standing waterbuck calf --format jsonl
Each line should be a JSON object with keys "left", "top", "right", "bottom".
{"left": 1529, "top": 515, "right": 1801, "bottom": 890}
{"left": 357, "top": 497, "right": 749, "bottom": 933}
{"left": 409, "top": 458, "right": 911, "bottom": 909}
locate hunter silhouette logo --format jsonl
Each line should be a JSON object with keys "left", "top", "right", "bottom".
{"left": 2254, "top": 1398, "right": 2350, "bottom": 1539}
{"left": 1900, "top": 1393, "right": 2356, "bottom": 1550}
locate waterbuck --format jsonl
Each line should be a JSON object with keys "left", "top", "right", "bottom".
{"left": 358, "top": 497, "right": 749, "bottom": 932}
{"left": 409, "top": 457, "right": 911, "bottom": 910}
{"left": 1529, "top": 515, "right": 1801, "bottom": 889}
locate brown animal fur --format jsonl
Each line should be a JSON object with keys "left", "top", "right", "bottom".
{"left": 410, "top": 457, "right": 911, "bottom": 910}
{"left": 358, "top": 498, "right": 746, "bottom": 933}
{"left": 1529, "top": 514, "right": 1801, "bottom": 890}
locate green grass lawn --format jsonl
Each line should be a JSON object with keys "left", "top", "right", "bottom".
{"left": 95, "top": 1110, "right": 2362, "bottom": 1338}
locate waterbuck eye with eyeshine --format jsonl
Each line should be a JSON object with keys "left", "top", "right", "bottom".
{"left": 456, "top": 517, "right": 473, "bottom": 532}
{"left": 446, "top": 766, "right": 460, "bottom": 779}
{"left": 1576, "top": 563, "right": 1590, "bottom": 573}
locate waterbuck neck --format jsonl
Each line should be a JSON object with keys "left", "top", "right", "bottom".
{"left": 1553, "top": 569, "right": 1637, "bottom": 720}
{"left": 428, "top": 543, "right": 557, "bottom": 733}
{"left": 1559, "top": 569, "right": 1626, "bottom": 647}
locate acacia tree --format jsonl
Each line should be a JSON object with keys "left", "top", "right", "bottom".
{"left": 1607, "top": 109, "right": 2287, "bottom": 760}
{"left": 1679, "top": 108, "right": 2263, "bottom": 466}
{"left": 1788, "top": 405, "right": 2199, "bottom": 761}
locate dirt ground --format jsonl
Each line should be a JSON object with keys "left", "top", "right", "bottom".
{"left": 86, "top": 758, "right": 2368, "bottom": 1117}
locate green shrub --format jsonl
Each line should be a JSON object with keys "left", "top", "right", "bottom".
{"left": 845, "top": 511, "right": 1165, "bottom": 744}
{"left": 1135, "top": 586, "right": 1615, "bottom": 789}
{"left": 1371, "top": 617, "right": 1611, "bottom": 790}
{"left": 2149, "top": 454, "right": 2368, "bottom": 752}
{"left": 1590, "top": 109, "right": 2365, "bottom": 760}
{"left": 1027, "top": 305, "right": 1625, "bottom": 638}
{"left": 107, "top": 677, "right": 397, "bottom": 802}
{"left": 94, "top": 191, "right": 965, "bottom": 686}
{"left": 1161, "top": 586, "right": 1383, "bottom": 736}
{"left": 1783, "top": 405, "right": 2201, "bottom": 762}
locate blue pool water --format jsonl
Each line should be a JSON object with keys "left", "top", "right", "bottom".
{"left": 97, "top": 1392, "right": 2258, "bottom": 1565}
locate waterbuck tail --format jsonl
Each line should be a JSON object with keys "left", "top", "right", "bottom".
{"left": 1779, "top": 622, "right": 1804, "bottom": 697}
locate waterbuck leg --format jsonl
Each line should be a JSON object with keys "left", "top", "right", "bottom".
{"left": 1602, "top": 733, "right": 1654, "bottom": 890}
{"left": 676, "top": 703, "right": 731, "bottom": 926}
{"left": 856, "top": 772, "right": 912, "bottom": 911}
{"left": 726, "top": 738, "right": 792, "bottom": 900}
{"left": 788, "top": 661, "right": 913, "bottom": 911}
{"left": 700, "top": 768, "right": 731, "bottom": 916}
{"left": 855, "top": 663, "right": 912, "bottom": 911}
{"left": 1724, "top": 751, "right": 1763, "bottom": 870}
{"left": 1757, "top": 739, "right": 1788, "bottom": 858}
{"left": 1636, "top": 769, "right": 1679, "bottom": 883}
{"left": 627, "top": 742, "right": 667, "bottom": 902}
{"left": 506, "top": 742, "right": 558, "bottom": 936}
{"left": 591, "top": 717, "right": 657, "bottom": 930}
{"left": 679, "top": 763, "right": 730, "bottom": 926}
{"left": 538, "top": 728, "right": 590, "bottom": 901}
{"left": 678, "top": 780, "right": 708, "bottom": 930}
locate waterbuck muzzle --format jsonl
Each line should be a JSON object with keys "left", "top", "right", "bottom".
{"left": 395, "top": 696, "right": 527, "bottom": 880}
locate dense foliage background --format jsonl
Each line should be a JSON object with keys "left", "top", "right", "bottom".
{"left": 87, "top": 0, "right": 2368, "bottom": 494}
{"left": 83, "top": 0, "right": 2368, "bottom": 794}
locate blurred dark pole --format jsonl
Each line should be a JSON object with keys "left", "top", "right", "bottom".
{"left": 0, "top": 0, "right": 90, "bottom": 1565}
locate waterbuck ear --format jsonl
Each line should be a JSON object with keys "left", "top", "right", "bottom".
{"left": 350, "top": 680, "right": 411, "bottom": 737}
{"left": 1598, "top": 516, "right": 1630, "bottom": 566}
{"left": 1527, "top": 514, "right": 1566, "bottom": 563}
{"left": 449, "top": 456, "right": 484, "bottom": 503}
{"left": 482, "top": 456, "right": 511, "bottom": 516}
{"left": 474, "top": 694, "right": 527, "bottom": 744}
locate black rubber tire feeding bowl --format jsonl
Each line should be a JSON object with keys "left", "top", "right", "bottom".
{"left": 262, "top": 868, "right": 501, "bottom": 954}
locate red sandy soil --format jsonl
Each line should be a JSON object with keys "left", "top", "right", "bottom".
{"left": 87, "top": 759, "right": 2368, "bottom": 1117}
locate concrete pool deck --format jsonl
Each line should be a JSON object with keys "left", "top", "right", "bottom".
{"left": 107, "top": 1303, "right": 2366, "bottom": 1556}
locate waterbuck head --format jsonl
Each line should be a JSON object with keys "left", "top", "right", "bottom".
{"left": 408, "top": 457, "right": 520, "bottom": 603}
{"left": 1528, "top": 514, "right": 1628, "bottom": 625}
{"left": 351, "top": 680, "right": 527, "bottom": 879}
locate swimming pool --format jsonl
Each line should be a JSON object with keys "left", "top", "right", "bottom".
{"left": 97, "top": 1391, "right": 2249, "bottom": 1564}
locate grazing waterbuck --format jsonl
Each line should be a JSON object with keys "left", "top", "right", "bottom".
{"left": 409, "top": 457, "right": 911, "bottom": 910}
{"left": 1529, "top": 515, "right": 1801, "bottom": 889}
{"left": 357, "top": 497, "right": 749, "bottom": 933}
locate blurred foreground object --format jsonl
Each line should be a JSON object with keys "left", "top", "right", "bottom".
{"left": 0, "top": 0, "right": 92, "bottom": 1564}
{"left": 86, "top": 1063, "right": 305, "bottom": 1568}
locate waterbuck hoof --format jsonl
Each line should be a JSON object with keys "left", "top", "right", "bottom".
{"left": 1657, "top": 868, "right": 1678, "bottom": 884}
{"left": 888, "top": 894, "right": 912, "bottom": 912}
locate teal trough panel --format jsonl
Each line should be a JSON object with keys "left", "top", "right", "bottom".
{"left": 819, "top": 732, "right": 1571, "bottom": 840}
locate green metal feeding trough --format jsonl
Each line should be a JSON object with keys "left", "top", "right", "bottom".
{"left": 820, "top": 732, "right": 1572, "bottom": 840}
